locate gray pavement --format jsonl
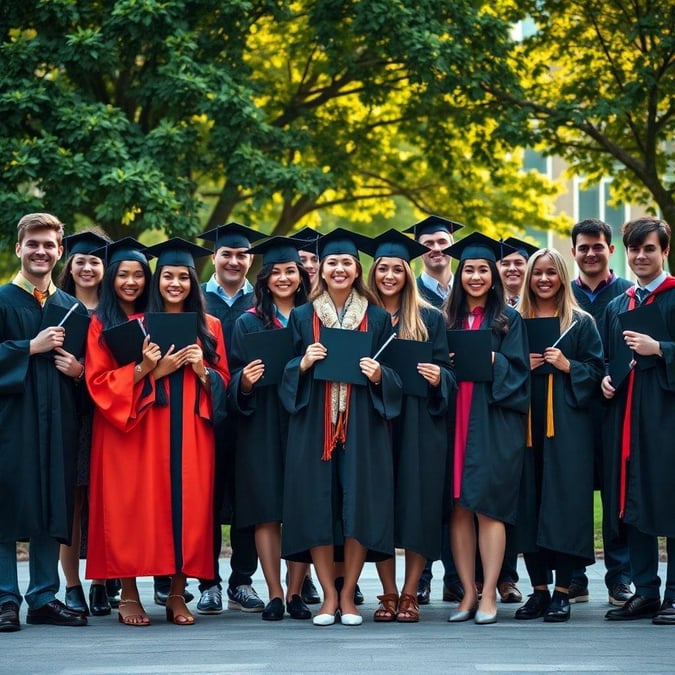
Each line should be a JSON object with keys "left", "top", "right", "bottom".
{"left": 2, "top": 558, "right": 675, "bottom": 674}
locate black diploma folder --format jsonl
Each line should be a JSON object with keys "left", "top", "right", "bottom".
{"left": 380, "top": 338, "right": 432, "bottom": 397}
{"left": 524, "top": 317, "right": 560, "bottom": 375}
{"left": 313, "top": 327, "right": 373, "bottom": 386}
{"left": 446, "top": 329, "right": 493, "bottom": 382}
{"left": 617, "top": 303, "right": 671, "bottom": 372}
{"left": 242, "top": 328, "right": 294, "bottom": 387}
{"left": 144, "top": 312, "right": 198, "bottom": 355}
{"left": 40, "top": 302, "right": 90, "bottom": 359}
{"left": 102, "top": 318, "right": 146, "bottom": 366}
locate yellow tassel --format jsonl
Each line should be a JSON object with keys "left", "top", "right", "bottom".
{"left": 546, "top": 372, "right": 555, "bottom": 438}
{"left": 526, "top": 407, "right": 533, "bottom": 447}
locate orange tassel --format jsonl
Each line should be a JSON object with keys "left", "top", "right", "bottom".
{"left": 546, "top": 372, "right": 555, "bottom": 438}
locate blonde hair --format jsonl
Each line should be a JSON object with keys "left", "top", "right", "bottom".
{"left": 17, "top": 213, "right": 64, "bottom": 244}
{"left": 367, "top": 258, "right": 429, "bottom": 341}
{"left": 519, "top": 248, "right": 586, "bottom": 330}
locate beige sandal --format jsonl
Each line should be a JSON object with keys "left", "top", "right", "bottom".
{"left": 118, "top": 598, "right": 150, "bottom": 626}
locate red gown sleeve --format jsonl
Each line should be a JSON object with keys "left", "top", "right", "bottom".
{"left": 85, "top": 314, "right": 156, "bottom": 431}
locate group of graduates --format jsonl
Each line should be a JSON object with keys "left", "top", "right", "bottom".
{"left": 1, "top": 210, "right": 674, "bottom": 633}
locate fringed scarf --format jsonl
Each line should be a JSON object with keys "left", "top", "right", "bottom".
{"left": 312, "top": 289, "right": 368, "bottom": 461}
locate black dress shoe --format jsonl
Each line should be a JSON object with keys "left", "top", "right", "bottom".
{"left": 652, "top": 598, "right": 675, "bottom": 625}
{"left": 26, "top": 599, "right": 87, "bottom": 626}
{"left": 417, "top": 581, "right": 431, "bottom": 605}
{"left": 287, "top": 594, "right": 311, "bottom": 620}
{"left": 89, "top": 583, "right": 112, "bottom": 616}
{"left": 301, "top": 576, "right": 321, "bottom": 605}
{"left": 106, "top": 579, "right": 121, "bottom": 608}
{"left": 0, "top": 601, "right": 20, "bottom": 632}
{"left": 543, "top": 591, "right": 570, "bottom": 623}
{"left": 443, "top": 582, "right": 465, "bottom": 603}
{"left": 605, "top": 593, "right": 661, "bottom": 621}
{"left": 65, "top": 585, "right": 90, "bottom": 616}
{"left": 262, "top": 597, "right": 285, "bottom": 621}
{"left": 515, "top": 590, "right": 551, "bottom": 620}
{"left": 335, "top": 577, "right": 364, "bottom": 605}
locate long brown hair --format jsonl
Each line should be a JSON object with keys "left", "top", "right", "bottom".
{"left": 367, "top": 257, "right": 429, "bottom": 341}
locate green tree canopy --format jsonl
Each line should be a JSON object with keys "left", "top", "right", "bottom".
{"left": 458, "top": 0, "right": 675, "bottom": 263}
{"left": 1, "top": 0, "right": 566, "bottom": 252}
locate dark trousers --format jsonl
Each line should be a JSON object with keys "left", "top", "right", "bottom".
{"left": 524, "top": 550, "right": 576, "bottom": 589}
{"left": 626, "top": 525, "right": 675, "bottom": 601}
{"left": 198, "top": 428, "right": 258, "bottom": 592}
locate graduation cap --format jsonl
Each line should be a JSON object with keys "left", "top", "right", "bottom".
{"left": 444, "top": 232, "right": 516, "bottom": 263}
{"left": 198, "top": 222, "right": 267, "bottom": 251}
{"left": 403, "top": 215, "right": 464, "bottom": 240}
{"left": 63, "top": 231, "right": 110, "bottom": 257}
{"left": 316, "top": 227, "right": 372, "bottom": 261}
{"left": 145, "top": 238, "right": 212, "bottom": 269}
{"left": 290, "top": 226, "right": 322, "bottom": 253}
{"left": 363, "top": 228, "right": 429, "bottom": 262}
{"left": 247, "top": 236, "right": 304, "bottom": 266}
{"left": 92, "top": 237, "right": 152, "bottom": 267}
{"left": 500, "top": 236, "right": 539, "bottom": 260}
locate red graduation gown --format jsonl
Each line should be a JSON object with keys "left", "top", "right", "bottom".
{"left": 85, "top": 313, "right": 229, "bottom": 579}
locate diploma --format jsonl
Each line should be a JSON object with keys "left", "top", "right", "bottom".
{"left": 551, "top": 320, "right": 577, "bottom": 348}
{"left": 57, "top": 303, "right": 80, "bottom": 327}
{"left": 372, "top": 332, "right": 397, "bottom": 360}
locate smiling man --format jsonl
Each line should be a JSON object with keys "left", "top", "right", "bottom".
{"left": 569, "top": 219, "right": 634, "bottom": 608}
{"left": 602, "top": 217, "right": 675, "bottom": 625}
{"left": 0, "top": 213, "right": 88, "bottom": 632}
{"left": 404, "top": 215, "right": 464, "bottom": 309}
{"left": 196, "top": 223, "right": 268, "bottom": 617}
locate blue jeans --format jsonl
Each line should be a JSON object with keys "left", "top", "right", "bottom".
{"left": 0, "top": 536, "right": 60, "bottom": 609}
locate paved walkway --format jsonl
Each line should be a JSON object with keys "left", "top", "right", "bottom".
{"left": 2, "top": 559, "right": 675, "bottom": 674}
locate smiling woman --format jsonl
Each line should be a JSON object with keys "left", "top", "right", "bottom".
{"left": 227, "top": 236, "right": 312, "bottom": 622}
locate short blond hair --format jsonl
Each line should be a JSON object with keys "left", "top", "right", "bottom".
{"left": 17, "top": 213, "right": 64, "bottom": 244}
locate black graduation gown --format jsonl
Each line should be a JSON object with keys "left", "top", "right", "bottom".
{"left": 0, "top": 285, "right": 86, "bottom": 544}
{"left": 228, "top": 311, "right": 289, "bottom": 529}
{"left": 454, "top": 306, "right": 529, "bottom": 524}
{"left": 202, "top": 286, "right": 254, "bottom": 351}
{"left": 279, "top": 303, "right": 402, "bottom": 563}
{"left": 602, "top": 284, "right": 675, "bottom": 539}
{"left": 201, "top": 284, "right": 254, "bottom": 524}
{"left": 391, "top": 307, "right": 455, "bottom": 560}
{"left": 572, "top": 275, "right": 632, "bottom": 338}
{"left": 513, "top": 311, "right": 604, "bottom": 563}
{"left": 416, "top": 276, "right": 444, "bottom": 309}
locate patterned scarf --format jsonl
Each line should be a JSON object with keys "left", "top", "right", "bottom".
{"left": 312, "top": 289, "right": 368, "bottom": 460}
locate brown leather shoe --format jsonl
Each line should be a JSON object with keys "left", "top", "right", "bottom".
{"left": 0, "top": 601, "right": 20, "bottom": 632}
{"left": 498, "top": 581, "right": 522, "bottom": 604}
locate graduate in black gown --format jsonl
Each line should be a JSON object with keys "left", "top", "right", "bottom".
{"left": 228, "top": 236, "right": 312, "bottom": 621}
{"left": 0, "top": 213, "right": 88, "bottom": 630}
{"left": 280, "top": 228, "right": 402, "bottom": 626}
{"left": 56, "top": 230, "right": 112, "bottom": 618}
{"left": 443, "top": 233, "right": 529, "bottom": 626}
{"left": 196, "top": 223, "right": 267, "bottom": 615}
{"left": 366, "top": 229, "right": 455, "bottom": 623}
{"left": 514, "top": 248, "right": 604, "bottom": 622}
{"left": 602, "top": 218, "right": 675, "bottom": 625}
